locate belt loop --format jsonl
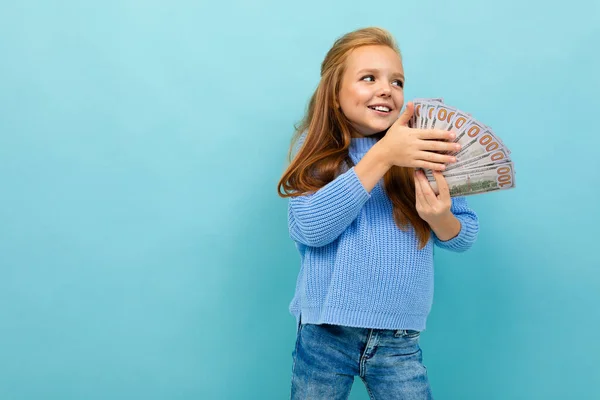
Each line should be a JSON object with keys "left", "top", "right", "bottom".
{"left": 394, "top": 329, "right": 404, "bottom": 338}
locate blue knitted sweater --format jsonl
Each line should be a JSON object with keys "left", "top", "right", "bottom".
{"left": 288, "top": 136, "right": 479, "bottom": 331}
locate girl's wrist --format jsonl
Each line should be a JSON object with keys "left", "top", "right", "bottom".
{"left": 372, "top": 140, "right": 393, "bottom": 169}
{"left": 427, "top": 212, "right": 461, "bottom": 241}
{"left": 354, "top": 141, "right": 393, "bottom": 192}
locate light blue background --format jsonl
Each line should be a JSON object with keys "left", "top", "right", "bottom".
{"left": 1, "top": 0, "right": 599, "bottom": 399}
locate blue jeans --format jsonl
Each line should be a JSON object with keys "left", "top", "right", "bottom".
{"left": 290, "top": 322, "right": 434, "bottom": 399}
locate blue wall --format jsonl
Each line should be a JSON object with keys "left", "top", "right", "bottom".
{"left": 1, "top": 1, "right": 598, "bottom": 398}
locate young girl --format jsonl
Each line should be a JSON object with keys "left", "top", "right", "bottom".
{"left": 277, "top": 27, "right": 479, "bottom": 399}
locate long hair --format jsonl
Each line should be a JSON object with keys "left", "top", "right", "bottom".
{"left": 277, "top": 27, "right": 431, "bottom": 249}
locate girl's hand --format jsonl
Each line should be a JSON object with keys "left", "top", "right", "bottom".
{"left": 414, "top": 169, "right": 453, "bottom": 224}
{"left": 379, "top": 102, "right": 461, "bottom": 171}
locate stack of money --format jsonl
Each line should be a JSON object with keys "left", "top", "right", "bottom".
{"left": 409, "top": 98, "right": 516, "bottom": 198}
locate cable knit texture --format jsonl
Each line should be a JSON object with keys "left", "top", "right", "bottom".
{"left": 288, "top": 136, "right": 479, "bottom": 331}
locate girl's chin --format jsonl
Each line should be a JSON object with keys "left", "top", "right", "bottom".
{"left": 350, "top": 121, "right": 394, "bottom": 137}
{"left": 367, "top": 123, "right": 394, "bottom": 135}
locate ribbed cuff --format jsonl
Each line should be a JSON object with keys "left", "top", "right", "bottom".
{"left": 435, "top": 214, "right": 478, "bottom": 251}
{"left": 345, "top": 166, "right": 371, "bottom": 200}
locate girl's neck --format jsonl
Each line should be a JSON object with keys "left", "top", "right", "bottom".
{"left": 349, "top": 135, "right": 379, "bottom": 154}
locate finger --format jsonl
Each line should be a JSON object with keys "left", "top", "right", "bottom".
{"left": 395, "top": 102, "right": 414, "bottom": 126}
{"left": 415, "top": 170, "right": 436, "bottom": 207}
{"left": 416, "top": 170, "right": 439, "bottom": 205}
{"left": 414, "top": 170, "right": 426, "bottom": 207}
{"left": 415, "top": 160, "right": 446, "bottom": 171}
{"left": 420, "top": 139, "right": 462, "bottom": 153}
{"left": 418, "top": 151, "right": 457, "bottom": 165}
{"left": 417, "top": 129, "right": 457, "bottom": 141}
{"left": 432, "top": 171, "right": 450, "bottom": 202}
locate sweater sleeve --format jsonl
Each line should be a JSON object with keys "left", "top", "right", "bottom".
{"left": 288, "top": 166, "right": 371, "bottom": 247}
{"left": 433, "top": 196, "right": 479, "bottom": 252}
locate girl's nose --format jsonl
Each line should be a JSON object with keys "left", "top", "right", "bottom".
{"left": 378, "top": 84, "right": 392, "bottom": 96}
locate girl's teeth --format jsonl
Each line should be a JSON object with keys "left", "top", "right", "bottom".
{"left": 370, "top": 106, "right": 390, "bottom": 112}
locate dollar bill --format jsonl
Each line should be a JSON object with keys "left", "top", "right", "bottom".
{"left": 413, "top": 97, "right": 444, "bottom": 129}
{"left": 417, "top": 102, "right": 428, "bottom": 129}
{"left": 406, "top": 98, "right": 444, "bottom": 128}
{"left": 411, "top": 101, "right": 424, "bottom": 128}
{"left": 411, "top": 98, "right": 516, "bottom": 198}
{"left": 424, "top": 148, "right": 511, "bottom": 181}
{"left": 426, "top": 103, "right": 440, "bottom": 129}
{"left": 445, "top": 148, "right": 510, "bottom": 171}
{"left": 417, "top": 100, "right": 440, "bottom": 129}
{"left": 426, "top": 162, "right": 516, "bottom": 197}
{"left": 453, "top": 126, "right": 508, "bottom": 163}
{"left": 428, "top": 104, "right": 457, "bottom": 130}
{"left": 449, "top": 119, "right": 485, "bottom": 155}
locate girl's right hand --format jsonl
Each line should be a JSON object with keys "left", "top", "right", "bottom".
{"left": 379, "top": 102, "right": 461, "bottom": 171}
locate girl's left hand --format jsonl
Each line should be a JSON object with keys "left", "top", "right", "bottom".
{"left": 414, "top": 169, "right": 452, "bottom": 224}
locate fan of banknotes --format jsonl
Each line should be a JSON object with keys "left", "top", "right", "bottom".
{"left": 408, "top": 98, "right": 516, "bottom": 198}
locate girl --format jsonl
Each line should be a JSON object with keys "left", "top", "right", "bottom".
{"left": 277, "top": 27, "right": 479, "bottom": 400}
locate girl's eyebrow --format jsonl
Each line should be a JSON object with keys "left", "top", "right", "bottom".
{"left": 356, "top": 68, "right": 405, "bottom": 81}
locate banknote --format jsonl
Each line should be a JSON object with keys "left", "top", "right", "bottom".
{"left": 405, "top": 98, "right": 443, "bottom": 128}
{"left": 411, "top": 97, "right": 515, "bottom": 198}
{"left": 445, "top": 148, "right": 509, "bottom": 172}
{"left": 413, "top": 99, "right": 443, "bottom": 129}
{"left": 425, "top": 148, "right": 510, "bottom": 181}
{"left": 449, "top": 119, "right": 486, "bottom": 155}
{"left": 426, "top": 162, "right": 516, "bottom": 197}
{"left": 427, "top": 104, "right": 457, "bottom": 130}
{"left": 453, "top": 126, "right": 507, "bottom": 163}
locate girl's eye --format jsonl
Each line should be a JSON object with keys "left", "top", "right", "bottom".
{"left": 361, "top": 75, "right": 404, "bottom": 88}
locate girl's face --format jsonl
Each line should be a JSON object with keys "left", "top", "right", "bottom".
{"left": 338, "top": 45, "right": 404, "bottom": 138}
